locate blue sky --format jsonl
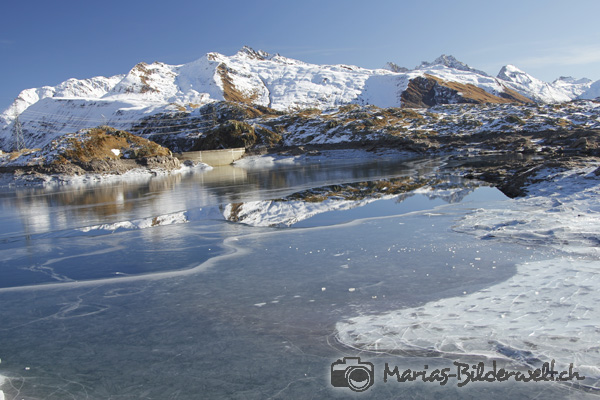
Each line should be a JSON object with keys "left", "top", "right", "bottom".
{"left": 1, "top": 0, "right": 599, "bottom": 110}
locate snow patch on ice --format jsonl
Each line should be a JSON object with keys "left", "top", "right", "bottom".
{"left": 234, "top": 154, "right": 296, "bottom": 168}
{"left": 337, "top": 257, "right": 600, "bottom": 377}
{"left": 78, "top": 211, "right": 189, "bottom": 233}
{"left": 224, "top": 196, "right": 391, "bottom": 227}
{"left": 336, "top": 162, "right": 600, "bottom": 382}
{"left": 455, "top": 163, "right": 600, "bottom": 255}
{"left": 71, "top": 205, "right": 223, "bottom": 236}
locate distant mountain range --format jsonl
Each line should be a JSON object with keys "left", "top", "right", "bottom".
{"left": 1, "top": 46, "right": 599, "bottom": 151}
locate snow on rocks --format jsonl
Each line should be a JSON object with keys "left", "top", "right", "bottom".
{"left": 2, "top": 47, "right": 599, "bottom": 152}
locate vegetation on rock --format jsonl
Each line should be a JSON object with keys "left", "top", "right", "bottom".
{"left": 56, "top": 126, "right": 171, "bottom": 164}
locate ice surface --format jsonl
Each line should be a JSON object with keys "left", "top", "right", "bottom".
{"left": 455, "top": 164, "right": 600, "bottom": 256}
{"left": 337, "top": 257, "right": 600, "bottom": 378}
{"left": 2, "top": 156, "right": 598, "bottom": 398}
{"left": 336, "top": 162, "right": 600, "bottom": 387}
{"left": 233, "top": 148, "right": 416, "bottom": 169}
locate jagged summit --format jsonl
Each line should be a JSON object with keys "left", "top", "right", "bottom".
{"left": 233, "top": 46, "right": 303, "bottom": 66}
{"left": 417, "top": 54, "right": 490, "bottom": 76}
{"left": 236, "top": 46, "right": 273, "bottom": 60}
{"left": 1, "top": 47, "right": 599, "bottom": 151}
{"left": 384, "top": 62, "right": 409, "bottom": 73}
{"left": 553, "top": 76, "right": 592, "bottom": 85}
{"left": 496, "top": 64, "right": 593, "bottom": 103}
{"left": 497, "top": 64, "right": 530, "bottom": 83}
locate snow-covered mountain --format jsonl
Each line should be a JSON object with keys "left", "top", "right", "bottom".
{"left": 416, "top": 54, "right": 490, "bottom": 77}
{"left": 496, "top": 65, "right": 593, "bottom": 103}
{"left": 580, "top": 80, "right": 600, "bottom": 100}
{"left": 552, "top": 76, "right": 594, "bottom": 99}
{"left": 0, "top": 46, "right": 597, "bottom": 151}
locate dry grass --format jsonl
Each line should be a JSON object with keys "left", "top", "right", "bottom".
{"left": 228, "top": 203, "right": 244, "bottom": 222}
{"left": 170, "top": 103, "right": 187, "bottom": 112}
{"left": 218, "top": 64, "right": 260, "bottom": 104}
{"left": 389, "top": 108, "right": 424, "bottom": 120}
{"left": 8, "top": 148, "right": 40, "bottom": 161}
{"left": 426, "top": 75, "right": 521, "bottom": 105}
{"left": 59, "top": 126, "right": 171, "bottom": 164}
{"left": 8, "top": 151, "right": 23, "bottom": 161}
{"left": 193, "top": 120, "right": 257, "bottom": 150}
{"left": 284, "top": 177, "right": 430, "bottom": 203}
{"left": 133, "top": 63, "right": 159, "bottom": 94}
{"left": 402, "top": 75, "right": 532, "bottom": 108}
{"left": 501, "top": 88, "right": 534, "bottom": 104}
{"left": 295, "top": 108, "right": 322, "bottom": 118}
{"left": 338, "top": 104, "right": 360, "bottom": 113}
{"left": 505, "top": 115, "right": 525, "bottom": 125}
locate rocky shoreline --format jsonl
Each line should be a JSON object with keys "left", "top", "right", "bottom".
{"left": 419, "top": 128, "right": 600, "bottom": 197}
{"left": 257, "top": 128, "right": 600, "bottom": 198}
{"left": 2, "top": 126, "right": 600, "bottom": 196}
{"left": 0, "top": 155, "right": 183, "bottom": 182}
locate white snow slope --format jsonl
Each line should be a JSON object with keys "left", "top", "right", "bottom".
{"left": 497, "top": 65, "right": 593, "bottom": 103}
{"left": 0, "top": 46, "right": 598, "bottom": 151}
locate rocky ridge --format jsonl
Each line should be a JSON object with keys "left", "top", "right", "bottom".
{"left": 1, "top": 47, "right": 599, "bottom": 152}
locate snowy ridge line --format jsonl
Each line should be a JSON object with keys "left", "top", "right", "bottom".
{"left": 2, "top": 46, "right": 599, "bottom": 152}
{"left": 77, "top": 211, "right": 189, "bottom": 233}
{"left": 224, "top": 191, "right": 471, "bottom": 229}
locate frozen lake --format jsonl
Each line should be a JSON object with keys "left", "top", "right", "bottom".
{"left": 0, "top": 151, "right": 598, "bottom": 399}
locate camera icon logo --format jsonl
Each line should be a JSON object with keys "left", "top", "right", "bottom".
{"left": 331, "top": 357, "right": 375, "bottom": 392}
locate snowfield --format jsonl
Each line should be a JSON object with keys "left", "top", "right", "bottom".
{"left": 1, "top": 47, "right": 598, "bottom": 151}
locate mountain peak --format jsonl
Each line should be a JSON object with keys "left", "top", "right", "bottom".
{"left": 497, "top": 64, "right": 529, "bottom": 82}
{"left": 430, "top": 54, "right": 462, "bottom": 67}
{"left": 236, "top": 46, "right": 272, "bottom": 60}
{"left": 416, "top": 55, "right": 489, "bottom": 76}
{"left": 384, "top": 62, "right": 409, "bottom": 73}
{"left": 553, "top": 76, "right": 592, "bottom": 85}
